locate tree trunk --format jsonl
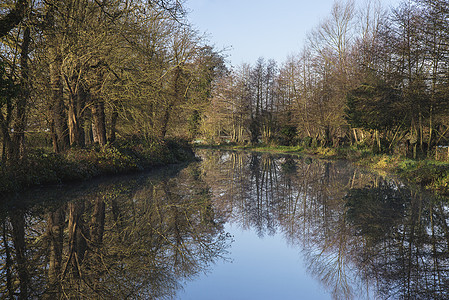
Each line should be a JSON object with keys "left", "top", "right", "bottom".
{"left": 160, "top": 102, "right": 173, "bottom": 139}
{"left": 376, "top": 130, "right": 381, "bottom": 153}
{"left": 46, "top": 2, "right": 69, "bottom": 153}
{"left": 49, "top": 48, "right": 69, "bottom": 152}
{"left": 353, "top": 128, "right": 358, "bottom": 144}
{"left": 427, "top": 105, "right": 433, "bottom": 158}
{"left": 13, "top": 26, "right": 31, "bottom": 160}
{"left": 67, "top": 83, "right": 87, "bottom": 147}
{"left": 68, "top": 96, "right": 81, "bottom": 147}
{"left": 91, "top": 99, "right": 106, "bottom": 145}
{"left": 108, "top": 105, "right": 118, "bottom": 142}
{"left": 161, "top": 66, "right": 182, "bottom": 139}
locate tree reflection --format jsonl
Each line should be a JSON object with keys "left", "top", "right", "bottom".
{"left": 197, "top": 149, "right": 449, "bottom": 299}
{"left": 346, "top": 185, "right": 449, "bottom": 300}
{"left": 0, "top": 165, "right": 231, "bottom": 299}
{"left": 3, "top": 150, "right": 449, "bottom": 299}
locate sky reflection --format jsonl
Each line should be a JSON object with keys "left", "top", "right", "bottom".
{"left": 178, "top": 223, "right": 330, "bottom": 300}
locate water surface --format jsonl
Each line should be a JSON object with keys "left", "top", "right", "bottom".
{"left": 1, "top": 149, "right": 449, "bottom": 299}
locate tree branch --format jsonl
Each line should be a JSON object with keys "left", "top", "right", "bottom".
{"left": 0, "top": 0, "right": 29, "bottom": 38}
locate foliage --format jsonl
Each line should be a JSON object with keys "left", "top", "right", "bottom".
{"left": 4, "top": 0, "right": 449, "bottom": 192}
{"left": 277, "top": 125, "right": 297, "bottom": 146}
{"left": 0, "top": 0, "right": 226, "bottom": 165}
{"left": 197, "top": 0, "right": 449, "bottom": 162}
{"left": 345, "top": 80, "right": 403, "bottom": 131}
{"left": 0, "top": 139, "right": 196, "bottom": 194}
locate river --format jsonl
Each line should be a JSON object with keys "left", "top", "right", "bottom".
{"left": 1, "top": 149, "right": 448, "bottom": 299}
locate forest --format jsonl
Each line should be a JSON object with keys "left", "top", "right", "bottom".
{"left": 0, "top": 0, "right": 225, "bottom": 162}
{"left": 202, "top": 0, "right": 449, "bottom": 160}
{"left": 1, "top": 0, "right": 449, "bottom": 180}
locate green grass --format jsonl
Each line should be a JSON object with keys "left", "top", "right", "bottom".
{"left": 394, "top": 160, "right": 449, "bottom": 194}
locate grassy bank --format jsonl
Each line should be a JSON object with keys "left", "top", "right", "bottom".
{"left": 367, "top": 156, "right": 449, "bottom": 195}
{"left": 0, "top": 138, "right": 196, "bottom": 195}
{"left": 197, "top": 143, "right": 449, "bottom": 195}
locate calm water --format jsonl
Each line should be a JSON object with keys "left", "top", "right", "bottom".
{"left": 1, "top": 149, "right": 449, "bottom": 299}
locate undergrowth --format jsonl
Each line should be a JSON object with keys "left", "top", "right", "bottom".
{"left": 0, "top": 138, "right": 195, "bottom": 195}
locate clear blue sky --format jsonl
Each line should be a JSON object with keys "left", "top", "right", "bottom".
{"left": 186, "top": 0, "right": 402, "bottom": 66}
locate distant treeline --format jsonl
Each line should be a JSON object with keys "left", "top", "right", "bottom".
{"left": 201, "top": 0, "right": 449, "bottom": 159}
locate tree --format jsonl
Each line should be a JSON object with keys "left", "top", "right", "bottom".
{"left": 346, "top": 76, "right": 404, "bottom": 152}
{"left": 0, "top": 0, "right": 29, "bottom": 38}
{"left": 0, "top": 0, "right": 31, "bottom": 162}
{"left": 305, "top": 0, "right": 357, "bottom": 145}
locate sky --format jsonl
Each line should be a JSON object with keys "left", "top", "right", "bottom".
{"left": 185, "top": 0, "right": 402, "bottom": 66}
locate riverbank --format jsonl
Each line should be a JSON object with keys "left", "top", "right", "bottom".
{"left": 196, "top": 144, "right": 449, "bottom": 196}
{"left": 0, "top": 138, "right": 196, "bottom": 195}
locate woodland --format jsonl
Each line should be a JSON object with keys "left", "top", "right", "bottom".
{"left": 205, "top": 0, "right": 449, "bottom": 160}
{"left": 2, "top": 0, "right": 449, "bottom": 186}
{"left": 3, "top": 0, "right": 449, "bottom": 297}
{"left": 0, "top": 0, "right": 225, "bottom": 161}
